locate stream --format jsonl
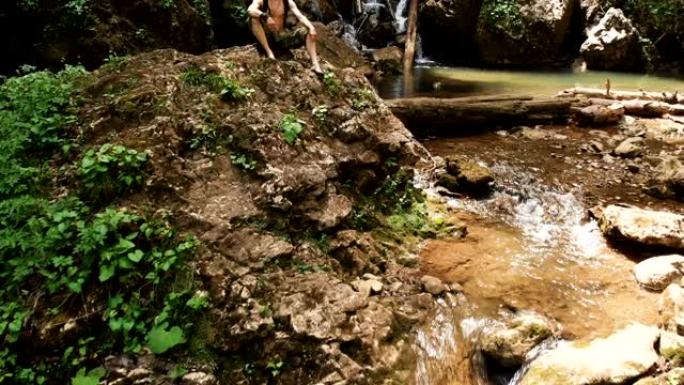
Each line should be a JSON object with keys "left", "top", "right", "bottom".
{"left": 387, "top": 67, "right": 684, "bottom": 385}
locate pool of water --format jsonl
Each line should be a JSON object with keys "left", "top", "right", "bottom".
{"left": 376, "top": 66, "right": 684, "bottom": 99}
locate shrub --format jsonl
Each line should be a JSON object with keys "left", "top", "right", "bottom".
{"left": 80, "top": 144, "right": 149, "bottom": 201}
{"left": 322, "top": 71, "right": 341, "bottom": 96}
{"left": 0, "top": 66, "right": 85, "bottom": 198}
{"left": 181, "top": 66, "right": 254, "bottom": 101}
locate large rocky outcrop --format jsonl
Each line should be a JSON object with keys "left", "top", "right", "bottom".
{"left": 475, "top": 0, "right": 575, "bottom": 66}
{"left": 519, "top": 323, "right": 659, "bottom": 385}
{"left": 580, "top": 7, "right": 641, "bottom": 71}
{"left": 72, "top": 36, "right": 438, "bottom": 383}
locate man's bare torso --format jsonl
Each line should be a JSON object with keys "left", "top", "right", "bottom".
{"left": 266, "top": 0, "right": 286, "bottom": 31}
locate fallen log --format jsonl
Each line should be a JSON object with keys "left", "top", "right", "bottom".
{"left": 558, "top": 87, "right": 684, "bottom": 104}
{"left": 386, "top": 96, "right": 576, "bottom": 132}
{"left": 587, "top": 98, "right": 684, "bottom": 117}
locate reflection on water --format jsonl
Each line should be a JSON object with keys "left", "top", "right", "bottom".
{"left": 376, "top": 66, "right": 684, "bottom": 99}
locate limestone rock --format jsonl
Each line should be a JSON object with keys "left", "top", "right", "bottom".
{"left": 421, "top": 275, "right": 446, "bottom": 295}
{"left": 660, "top": 283, "right": 684, "bottom": 335}
{"left": 481, "top": 311, "right": 556, "bottom": 367}
{"left": 633, "top": 254, "right": 684, "bottom": 291}
{"left": 372, "top": 46, "right": 403, "bottom": 74}
{"left": 580, "top": 8, "right": 641, "bottom": 71}
{"left": 647, "top": 156, "right": 684, "bottom": 200}
{"left": 181, "top": 372, "right": 218, "bottom": 385}
{"left": 613, "top": 137, "right": 643, "bottom": 158}
{"left": 519, "top": 323, "right": 659, "bottom": 385}
{"left": 303, "top": 193, "right": 353, "bottom": 230}
{"left": 598, "top": 205, "right": 684, "bottom": 250}
{"left": 437, "top": 156, "right": 494, "bottom": 196}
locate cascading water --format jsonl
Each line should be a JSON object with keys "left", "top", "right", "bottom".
{"left": 411, "top": 155, "right": 659, "bottom": 385}
{"left": 394, "top": 0, "right": 409, "bottom": 34}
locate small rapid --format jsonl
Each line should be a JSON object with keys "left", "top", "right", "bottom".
{"left": 412, "top": 158, "right": 659, "bottom": 385}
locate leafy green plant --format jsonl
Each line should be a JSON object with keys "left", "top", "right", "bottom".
{"left": 80, "top": 144, "right": 149, "bottom": 201}
{"left": 221, "top": 79, "right": 255, "bottom": 101}
{"left": 0, "top": 66, "right": 84, "bottom": 198}
{"left": 322, "top": 71, "right": 341, "bottom": 95}
{"left": 280, "top": 114, "right": 305, "bottom": 144}
{"left": 147, "top": 325, "right": 186, "bottom": 354}
{"left": 71, "top": 367, "right": 105, "bottom": 385}
{"left": 480, "top": 0, "right": 524, "bottom": 35}
{"left": 266, "top": 360, "right": 284, "bottom": 378}
{"left": 351, "top": 88, "right": 375, "bottom": 111}
{"left": 182, "top": 66, "right": 254, "bottom": 101}
{"left": 0, "top": 65, "right": 211, "bottom": 384}
{"left": 230, "top": 152, "right": 257, "bottom": 171}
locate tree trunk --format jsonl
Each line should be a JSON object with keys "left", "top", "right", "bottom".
{"left": 386, "top": 96, "right": 577, "bottom": 133}
{"left": 587, "top": 98, "right": 684, "bottom": 117}
{"left": 558, "top": 87, "right": 684, "bottom": 104}
{"left": 403, "top": 0, "right": 418, "bottom": 73}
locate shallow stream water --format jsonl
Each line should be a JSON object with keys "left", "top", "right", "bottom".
{"left": 389, "top": 67, "right": 684, "bottom": 385}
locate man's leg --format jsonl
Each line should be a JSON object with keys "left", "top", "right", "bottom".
{"left": 305, "top": 33, "right": 322, "bottom": 74}
{"left": 250, "top": 18, "right": 275, "bottom": 59}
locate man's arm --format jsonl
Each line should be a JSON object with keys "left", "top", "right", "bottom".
{"left": 288, "top": 0, "right": 316, "bottom": 33}
{"left": 247, "top": 0, "right": 265, "bottom": 18}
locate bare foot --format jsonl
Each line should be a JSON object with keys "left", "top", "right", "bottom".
{"left": 267, "top": 52, "right": 276, "bottom": 60}
{"left": 312, "top": 63, "right": 323, "bottom": 75}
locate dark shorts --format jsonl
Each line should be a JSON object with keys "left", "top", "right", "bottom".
{"left": 266, "top": 23, "right": 308, "bottom": 49}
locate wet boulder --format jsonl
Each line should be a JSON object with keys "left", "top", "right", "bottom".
{"left": 372, "top": 46, "right": 403, "bottom": 74}
{"left": 420, "top": 275, "right": 447, "bottom": 295}
{"left": 519, "top": 323, "right": 659, "bottom": 385}
{"left": 634, "top": 255, "right": 684, "bottom": 291}
{"left": 597, "top": 205, "right": 684, "bottom": 250}
{"left": 437, "top": 156, "right": 494, "bottom": 196}
{"left": 480, "top": 311, "right": 556, "bottom": 367}
{"left": 475, "top": 0, "right": 575, "bottom": 66}
{"left": 613, "top": 137, "right": 643, "bottom": 158}
{"left": 580, "top": 8, "right": 641, "bottom": 71}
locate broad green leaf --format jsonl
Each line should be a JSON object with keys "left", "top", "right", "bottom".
{"left": 147, "top": 325, "right": 186, "bottom": 354}
{"left": 71, "top": 367, "right": 105, "bottom": 385}
{"left": 98, "top": 264, "right": 116, "bottom": 282}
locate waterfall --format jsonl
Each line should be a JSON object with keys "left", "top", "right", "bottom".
{"left": 394, "top": 0, "right": 409, "bottom": 33}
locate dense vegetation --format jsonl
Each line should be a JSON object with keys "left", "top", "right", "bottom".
{"left": 0, "top": 67, "right": 207, "bottom": 384}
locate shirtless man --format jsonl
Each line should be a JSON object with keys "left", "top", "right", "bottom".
{"left": 247, "top": 0, "right": 323, "bottom": 74}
